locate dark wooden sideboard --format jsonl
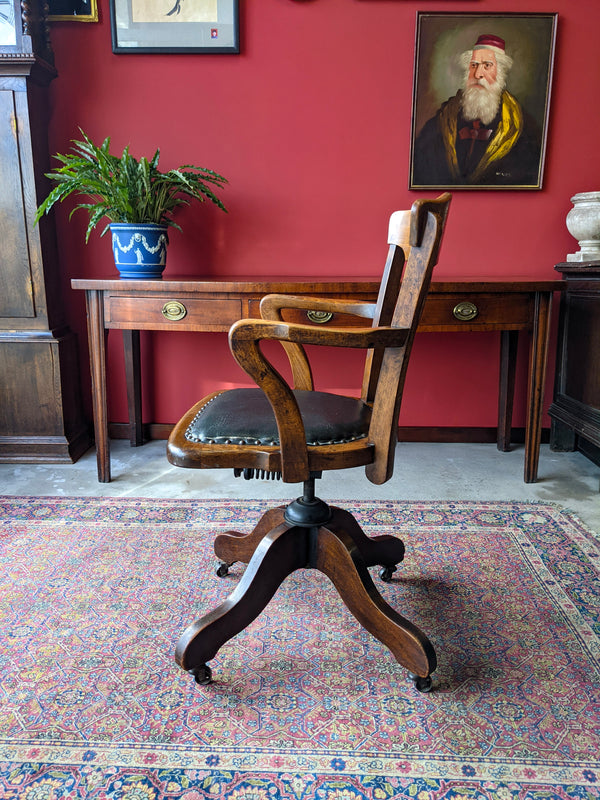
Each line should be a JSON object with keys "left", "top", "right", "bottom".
{"left": 0, "top": 26, "right": 90, "bottom": 463}
{"left": 549, "top": 262, "right": 600, "bottom": 467}
{"left": 72, "top": 276, "right": 563, "bottom": 484}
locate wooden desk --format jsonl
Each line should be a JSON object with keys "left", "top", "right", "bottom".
{"left": 72, "top": 276, "right": 563, "bottom": 484}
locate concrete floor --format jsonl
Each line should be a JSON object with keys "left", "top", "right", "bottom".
{"left": 1, "top": 440, "right": 599, "bottom": 534}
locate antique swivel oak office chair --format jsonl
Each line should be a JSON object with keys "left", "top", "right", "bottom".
{"left": 167, "top": 193, "right": 451, "bottom": 691}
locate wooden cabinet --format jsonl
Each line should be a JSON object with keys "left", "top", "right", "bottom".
{"left": 549, "top": 262, "right": 600, "bottom": 467}
{"left": 0, "top": 2, "right": 91, "bottom": 462}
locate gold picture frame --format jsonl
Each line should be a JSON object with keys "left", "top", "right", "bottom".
{"left": 48, "top": 0, "right": 98, "bottom": 22}
{"left": 409, "top": 12, "right": 557, "bottom": 190}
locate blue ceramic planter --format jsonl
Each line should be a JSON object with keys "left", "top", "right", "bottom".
{"left": 110, "top": 223, "right": 169, "bottom": 279}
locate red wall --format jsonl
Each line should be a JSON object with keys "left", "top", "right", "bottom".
{"left": 46, "top": 0, "right": 600, "bottom": 431}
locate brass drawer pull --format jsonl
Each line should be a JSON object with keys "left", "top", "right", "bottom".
{"left": 162, "top": 300, "right": 187, "bottom": 321}
{"left": 453, "top": 301, "right": 478, "bottom": 322}
{"left": 306, "top": 310, "right": 333, "bottom": 324}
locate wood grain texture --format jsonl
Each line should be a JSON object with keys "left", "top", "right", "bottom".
{"left": 170, "top": 195, "right": 451, "bottom": 683}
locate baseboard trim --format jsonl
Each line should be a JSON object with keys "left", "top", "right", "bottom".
{"left": 397, "top": 427, "right": 551, "bottom": 444}
{"left": 0, "top": 426, "right": 92, "bottom": 463}
{"left": 108, "top": 422, "right": 550, "bottom": 445}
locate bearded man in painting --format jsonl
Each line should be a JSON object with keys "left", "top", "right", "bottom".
{"left": 412, "top": 34, "right": 541, "bottom": 187}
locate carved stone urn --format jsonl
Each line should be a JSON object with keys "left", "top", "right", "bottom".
{"left": 566, "top": 191, "right": 600, "bottom": 262}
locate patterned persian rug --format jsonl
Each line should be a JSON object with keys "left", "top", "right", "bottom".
{"left": 0, "top": 496, "right": 599, "bottom": 800}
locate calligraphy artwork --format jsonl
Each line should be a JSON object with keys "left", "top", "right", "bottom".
{"left": 110, "top": 0, "right": 238, "bottom": 53}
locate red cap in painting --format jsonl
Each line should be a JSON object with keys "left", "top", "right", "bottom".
{"left": 472, "top": 34, "right": 506, "bottom": 52}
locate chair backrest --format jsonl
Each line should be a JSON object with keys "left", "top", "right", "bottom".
{"left": 364, "top": 193, "right": 451, "bottom": 485}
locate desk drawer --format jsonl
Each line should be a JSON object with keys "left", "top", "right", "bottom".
{"left": 247, "top": 299, "right": 369, "bottom": 327}
{"left": 419, "top": 293, "right": 533, "bottom": 330}
{"left": 248, "top": 293, "right": 534, "bottom": 330}
{"left": 105, "top": 295, "right": 242, "bottom": 330}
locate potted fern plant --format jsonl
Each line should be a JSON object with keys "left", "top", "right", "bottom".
{"left": 34, "top": 130, "right": 228, "bottom": 279}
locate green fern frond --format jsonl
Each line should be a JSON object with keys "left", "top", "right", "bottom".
{"left": 34, "top": 128, "right": 228, "bottom": 240}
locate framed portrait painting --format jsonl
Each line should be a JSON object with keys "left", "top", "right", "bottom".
{"left": 409, "top": 12, "right": 557, "bottom": 190}
{"left": 110, "top": 0, "right": 239, "bottom": 54}
{"left": 48, "top": 0, "right": 98, "bottom": 21}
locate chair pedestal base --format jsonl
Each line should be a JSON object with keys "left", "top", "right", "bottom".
{"left": 175, "top": 505, "right": 437, "bottom": 687}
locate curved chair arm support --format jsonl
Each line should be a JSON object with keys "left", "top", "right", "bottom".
{"left": 228, "top": 320, "right": 409, "bottom": 483}
{"left": 230, "top": 320, "right": 408, "bottom": 350}
{"left": 259, "top": 295, "right": 378, "bottom": 392}
{"left": 260, "top": 294, "right": 377, "bottom": 320}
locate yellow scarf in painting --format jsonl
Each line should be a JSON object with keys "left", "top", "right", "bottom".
{"left": 439, "top": 90, "right": 524, "bottom": 182}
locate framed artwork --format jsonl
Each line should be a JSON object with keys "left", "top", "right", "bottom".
{"left": 0, "top": 0, "right": 16, "bottom": 44}
{"left": 110, "top": 0, "right": 239, "bottom": 54}
{"left": 48, "top": 0, "right": 98, "bottom": 21}
{"left": 409, "top": 12, "right": 557, "bottom": 190}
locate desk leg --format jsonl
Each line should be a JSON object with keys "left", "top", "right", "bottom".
{"left": 497, "top": 330, "right": 518, "bottom": 452}
{"left": 123, "top": 330, "right": 144, "bottom": 447}
{"left": 85, "top": 290, "right": 111, "bottom": 483}
{"left": 524, "top": 291, "right": 552, "bottom": 484}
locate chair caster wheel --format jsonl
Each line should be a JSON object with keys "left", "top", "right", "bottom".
{"left": 190, "top": 664, "right": 212, "bottom": 685}
{"left": 216, "top": 562, "right": 229, "bottom": 578}
{"left": 379, "top": 565, "right": 396, "bottom": 582}
{"left": 408, "top": 672, "right": 433, "bottom": 693}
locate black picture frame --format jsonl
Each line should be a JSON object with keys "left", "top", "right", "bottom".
{"left": 110, "top": 0, "right": 239, "bottom": 54}
{"left": 48, "top": 0, "right": 98, "bottom": 21}
{"left": 409, "top": 12, "right": 557, "bottom": 190}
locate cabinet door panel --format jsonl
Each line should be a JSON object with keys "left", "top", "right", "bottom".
{"left": 564, "top": 292, "right": 600, "bottom": 410}
{"left": 0, "top": 91, "right": 35, "bottom": 319}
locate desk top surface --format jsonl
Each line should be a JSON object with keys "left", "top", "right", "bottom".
{"left": 72, "top": 275, "right": 565, "bottom": 293}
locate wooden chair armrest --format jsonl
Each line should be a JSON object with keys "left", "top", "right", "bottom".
{"left": 228, "top": 319, "right": 408, "bottom": 483}
{"left": 260, "top": 294, "right": 377, "bottom": 321}
{"left": 231, "top": 320, "right": 408, "bottom": 349}
{"left": 259, "top": 295, "right": 377, "bottom": 391}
